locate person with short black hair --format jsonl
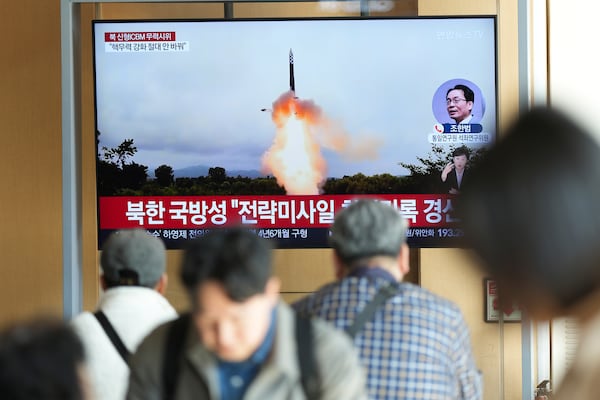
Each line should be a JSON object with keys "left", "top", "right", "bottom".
{"left": 457, "top": 107, "right": 600, "bottom": 399}
{"left": 447, "top": 84, "right": 475, "bottom": 124}
{"left": 0, "top": 318, "right": 90, "bottom": 400}
{"left": 294, "top": 200, "right": 482, "bottom": 400}
{"left": 71, "top": 229, "right": 177, "bottom": 400}
{"left": 127, "top": 228, "right": 367, "bottom": 400}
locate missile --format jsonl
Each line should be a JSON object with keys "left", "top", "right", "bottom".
{"left": 289, "top": 48, "right": 295, "bottom": 93}
{"left": 260, "top": 49, "right": 297, "bottom": 114}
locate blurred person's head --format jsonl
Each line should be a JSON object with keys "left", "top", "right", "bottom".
{"left": 0, "top": 318, "right": 90, "bottom": 400}
{"left": 446, "top": 84, "right": 474, "bottom": 123}
{"left": 451, "top": 146, "right": 470, "bottom": 172}
{"left": 181, "top": 228, "right": 280, "bottom": 362}
{"left": 330, "top": 199, "right": 410, "bottom": 280}
{"left": 458, "top": 107, "right": 600, "bottom": 320}
{"left": 100, "top": 229, "right": 168, "bottom": 294}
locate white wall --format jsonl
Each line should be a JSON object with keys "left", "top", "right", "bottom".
{"left": 548, "top": 1, "right": 600, "bottom": 139}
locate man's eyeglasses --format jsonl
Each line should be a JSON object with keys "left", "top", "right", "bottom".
{"left": 446, "top": 97, "right": 468, "bottom": 105}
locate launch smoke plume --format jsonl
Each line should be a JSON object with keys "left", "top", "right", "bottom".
{"left": 261, "top": 91, "right": 381, "bottom": 195}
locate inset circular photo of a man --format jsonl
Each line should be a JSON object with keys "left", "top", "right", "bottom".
{"left": 432, "top": 79, "right": 486, "bottom": 125}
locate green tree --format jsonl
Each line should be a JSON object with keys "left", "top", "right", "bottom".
{"left": 155, "top": 164, "right": 174, "bottom": 187}
{"left": 102, "top": 139, "right": 137, "bottom": 168}
{"left": 97, "top": 160, "right": 122, "bottom": 196}
{"left": 96, "top": 137, "right": 151, "bottom": 195}
{"left": 208, "top": 167, "right": 227, "bottom": 183}
{"left": 121, "top": 162, "right": 148, "bottom": 190}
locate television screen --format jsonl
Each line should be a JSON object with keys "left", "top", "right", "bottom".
{"left": 93, "top": 17, "right": 497, "bottom": 248}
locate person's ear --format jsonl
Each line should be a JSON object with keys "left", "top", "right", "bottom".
{"left": 154, "top": 273, "right": 169, "bottom": 295}
{"left": 100, "top": 276, "right": 108, "bottom": 291}
{"left": 467, "top": 101, "right": 474, "bottom": 111}
{"left": 333, "top": 253, "right": 347, "bottom": 280}
{"left": 397, "top": 243, "right": 410, "bottom": 278}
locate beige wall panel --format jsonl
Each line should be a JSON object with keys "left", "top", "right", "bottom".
{"left": 99, "top": 3, "right": 224, "bottom": 19}
{"left": 281, "top": 292, "right": 311, "bottom": 304}
{"left": 273, "top": 249, "right": 335, "bottom": 292}
{"left": 418, "top": 0, "right": 496, "bottom": 15}
{"left": 370, "top": 0, "right": 417, "bottom": 16}
{"left": 234, "top": 2, "right": 358, "bottom": 18}
{"left": 0, "top": 0, "right": 63, "bottom": 326}
{"left": 99, "top": 1, "right": 417, "bottom": 20}
{"left": 234, "top": 1, "right": 415, "bottom": 18}
{"left": 164, "top": 250, "right": 189, "bottom": 311}
{"left": 80, "top": 4, "right": 102, "bottom": 312}
{"left": 496, "top": 0, "right": 520, "bottom": 133}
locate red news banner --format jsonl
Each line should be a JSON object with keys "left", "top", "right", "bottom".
{"left": 99, "top": 195, "right": 458, "bottom": 230}
{"left": 104, "top": 32, "right": 176, "bottom": 42}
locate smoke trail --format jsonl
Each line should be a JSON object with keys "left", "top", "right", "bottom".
{"left": 262, "top": 91, "right": 381, "bottom": 195}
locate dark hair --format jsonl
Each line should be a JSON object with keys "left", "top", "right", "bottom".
{"left": 458, "top": 107, "right": 600, "bottom": 308}
{"left": 0, "top": 318, "right": 86, "bottom": 400}
{"left": 447, "top": 84, "right": 474, "bottom": 103}
{"left": 451, "top": 145, "right": 470, "bottom": 160}
{"left": 181, "top": 228, "right": 273, "bottom": 302}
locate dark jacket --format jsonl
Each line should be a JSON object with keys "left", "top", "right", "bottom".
{"left": 443, "top": 168, "right": 470, "bottom": 193}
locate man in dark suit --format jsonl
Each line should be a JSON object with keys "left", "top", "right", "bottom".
{"left": 441, "top": 146, "right": 470, "bottom": 194}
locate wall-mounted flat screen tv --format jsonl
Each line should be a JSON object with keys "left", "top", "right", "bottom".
{"left": 93, "top": 17, "right": 497, "bottom": 248}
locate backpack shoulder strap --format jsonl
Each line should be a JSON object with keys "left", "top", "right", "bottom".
{"left": 346, "top": 283, "right": 398, "bottom": 339}
{"left": 94, "top": 310, "right": 130, "bottom": 363}
{"left": 162, "top": 313, "right": 191, "bottom": 400}
{"left": 295, "top": 313, "right": 320, "bottom": 399}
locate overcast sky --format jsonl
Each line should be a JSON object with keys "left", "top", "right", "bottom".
{"left": 95, "top": 18, "right": 496, "bottom": 177}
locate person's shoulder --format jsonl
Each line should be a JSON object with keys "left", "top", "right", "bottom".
{"left": 281, "top": 300, "right": 350, "bottom": 342}
{"left": 127, "top": 317, "right": 184, "bottom": 400}
{"left": 296, "top": 302, "right": 354, "bottom": 354}
{"left": 311, "top": 277, "right": 371, "bottom": 300}
{"left": 70, "top": 310, "right": 95, "bottom": 327}
{"left": 292, "top": 281, "right": 344, "bottom": 311}
{"left": 135, "top": 317, "right": 176, "bottom": 353}
{"left": 70, "top": 310, "right": 100, "bottom": 337}
{"left": 398, "top": 282, "right": 463, "bottom": 318}
{"left": 127, "top": 316, "right": 181, "bottom": 386}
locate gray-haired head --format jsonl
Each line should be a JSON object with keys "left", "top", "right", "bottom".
{"left": 330, "top": 199, "right": 408, "bottom": 266}
{"left": 101, "top": 229, "right": 166, "bottom": 288}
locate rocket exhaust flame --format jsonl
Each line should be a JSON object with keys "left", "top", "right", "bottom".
{"left": 261, "top": 91, "right": 381, "bottom": 195}
{"left": 262, "top": 91, "right": 326, "bottom": 195}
